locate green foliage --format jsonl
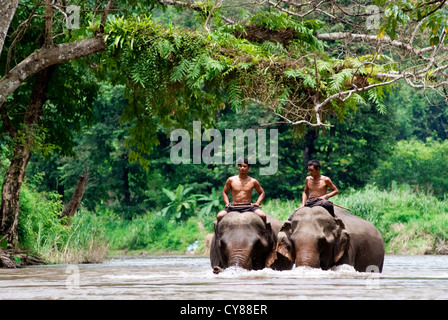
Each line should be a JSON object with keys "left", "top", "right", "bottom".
{"left": 262, "top": 185, "right": 448, "bottom": 254}
{"left": 371, "top": 139, "right": 448, "bottom": 198}
{"left": 103, "top": 13, "right": 397, "bottom": 164}
{"left": 196, "top": 187, "right": 221, "bottom": 226}
{"left": 337, "top": 185, "right": 448, "bottom": 254}
{"left": 160, "top": 185, "right": 199, "bottom": 222}
{"left": 16, "top": 180, "right": 108, "bottom": 264}
{"left": 375, "top": 0, "right": 448, "bottom": 45}
{"left": 385, "top": 82, "right": 448, "bottom": 141}
{"left": 104, "top": 213, "right": 205, "bottom": 252}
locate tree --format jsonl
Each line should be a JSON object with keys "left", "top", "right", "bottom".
{"left": 257, "top": 0, "right": 448, "bottom": 126}
{"left": 3, "top": 0, "right": 448, "bottom": 250}
{"left": 101, "top": 0, "right": 448, "bottom": 169}
{"left": 0, "top": 0, "right": 112, "bottom": 248}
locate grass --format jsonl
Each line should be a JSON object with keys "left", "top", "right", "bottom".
{"left": 263, "top": 185, "right": 448, "bottom": 254}
{"left": 103, "top": 213, "right": 209, "bottom": 254}
{"left": 11, "top": 181, "right": 448, "bottom": 264}
{"left": 18, "top": 184, "right": 109, "bottom": 264}
{"left": 101, "top": 184, "right": 448, "bottom": 256}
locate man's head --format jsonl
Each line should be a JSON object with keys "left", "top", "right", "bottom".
{"left": 307, "top": 159, "right": 321, "bottom": 176}
{"left": 238, "top": 158, "right": 250, "bottom": 175}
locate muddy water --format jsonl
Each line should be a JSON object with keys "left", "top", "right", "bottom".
{"left": 0, "top": 255, "right": 447, "bottom": 300}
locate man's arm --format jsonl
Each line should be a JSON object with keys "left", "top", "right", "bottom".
{"left": 298, "top": 177, "right": 310, "bottom": 209}
{"left": 222, "top": 178, "right": 232, "bottom": 207}
{"left": 320, "top": 177, "right": 338, "bottom": 200}
{"left": 252, "top": 179, "right": 265, "bottom": 207}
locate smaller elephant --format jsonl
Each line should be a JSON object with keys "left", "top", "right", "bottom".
{"left": 277, "top": 206, "right": 384, "bottom": 272}
{"left": 210, "top": 211, "right": 293, "bottom": 273}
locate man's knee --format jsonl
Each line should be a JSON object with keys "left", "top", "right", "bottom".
{"left": 217, "top": 210, "right": 227, "bottom": 221}
{"left": 254, "top": 209, "right": 266, "bottom": 221}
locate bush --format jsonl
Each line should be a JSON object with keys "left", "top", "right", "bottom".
{"left": 336, "top": 185, "right": 448, "bottom": 254}
{"left": 18, "top": 183, "right": 109, "bottom": 264}
{"left": 371, "top": 139, "right": 448, "bottom": 198}
{"left": 103, "top": 212, "right": 207, "bottom": 253}
{"left": 262, "top": 185, "right": 448, "bottom": 254}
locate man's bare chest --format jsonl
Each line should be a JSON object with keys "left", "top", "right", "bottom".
{"left": 231, "top": 180, "right": 254, "bottom": 192}
{"left": 308, "top": 178, "right": 327, "bottom": 190}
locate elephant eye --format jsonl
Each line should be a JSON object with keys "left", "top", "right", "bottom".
{"left": 219, "top": 239, "right": 227, "bottom": 249}
{"left": 255, "top": 237, "right": 268, "bottom": 249}
{"left": 318, "top": 237, "right": 328, "bottom": 248}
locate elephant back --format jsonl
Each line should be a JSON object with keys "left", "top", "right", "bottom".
{"left": 221, "top": 211, "right": 264, "bottom": 226}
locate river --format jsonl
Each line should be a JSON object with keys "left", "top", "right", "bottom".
{"left": 0, "top": 255, "right": 447, "bottom": 300}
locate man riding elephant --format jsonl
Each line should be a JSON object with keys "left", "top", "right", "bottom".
{"left": 211, "top": 158, "right": 294, "bottom": 273}
{"left": 217, "top": 158, "right": 267, "bottom": 223}
{"left": 288, "top": 159, "right": 338, "bottom": 221}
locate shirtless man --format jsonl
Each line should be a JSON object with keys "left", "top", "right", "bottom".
{"left": 216, "top": 158, "right": 267, "bottom": 222}
{"left": 288, "top": 159, "right": 339, "bottom": 221}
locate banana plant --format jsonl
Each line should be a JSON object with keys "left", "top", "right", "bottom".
{"left": 196, "top": 187, "right": 221, "bottom": 220}
{"left": 160, "top": 185, "right": 198, "bottom": 222}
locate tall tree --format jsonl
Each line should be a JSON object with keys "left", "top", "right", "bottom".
{"left": 3, "top": 0, "right": 448, "bottom": 249}
{"left": 0, "top": 0, "right": 112, "bottom": 248}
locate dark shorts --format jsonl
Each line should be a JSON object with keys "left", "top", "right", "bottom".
{"left": 288, "top": 198, "right": 335, "bottom": 221}
{"left": 305, "top": 198, "right": 334, "bottom": 216}
{"left": 225, "top": 203, "right": 258, "bottom": 213}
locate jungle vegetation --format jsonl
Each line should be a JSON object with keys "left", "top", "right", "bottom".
{"left": 1, "top": 0, "right": 448, "bottom": 265}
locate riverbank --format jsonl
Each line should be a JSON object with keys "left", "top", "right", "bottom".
{"left": 102, "top": 185, "right": 448, "bottom": 256}
{"left": 2, "top": 184, "right": 446, "bottom": 268}
{"left": 0, "top": 249, "right": 46, "bottom": 268}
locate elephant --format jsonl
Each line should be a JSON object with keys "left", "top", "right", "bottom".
{"left": 210, "top": 211, "right": 294, "bottom": 273}
{"left": 276, "top": 206, "right": 384, "bottom": 273}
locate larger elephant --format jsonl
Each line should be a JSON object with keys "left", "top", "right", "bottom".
{"left": 210, "top": 211, "right": 293, "bottom": 273}
{"left": 277, "top": 206, "right": 384, "bottom": 272}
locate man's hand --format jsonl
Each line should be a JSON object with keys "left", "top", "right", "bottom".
{"left": 252, "top": 203, "right": 260, "bottom": 207}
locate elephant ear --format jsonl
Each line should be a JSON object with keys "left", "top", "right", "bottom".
{"left": 275, "top": 221, "right": 294, "bottom": 262}
{"left": 333, "top": 218, "right": 350, "bottom": 263}
{"left": 265, "top": 222, "right": 278, "bottom": 268}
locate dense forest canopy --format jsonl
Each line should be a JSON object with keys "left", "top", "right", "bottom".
{"left": 0, "top": 0, "right": 448, "bottom": 252}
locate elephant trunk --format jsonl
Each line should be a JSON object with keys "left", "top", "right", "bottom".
{"left": 228, "top": 248, "right": 252, "bottom": 269}
{"left": 295, "top": 251, "right": 320, "bottom": 269}
{"left": 293, "top": 234, "right": 320, "bottom": 269}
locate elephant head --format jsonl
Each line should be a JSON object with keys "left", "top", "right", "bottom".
{"left": 277, "top": 206, "right": 350, "bottom": 270}
{"left": 210, "top": 211, "right": 277, "bottom": 273}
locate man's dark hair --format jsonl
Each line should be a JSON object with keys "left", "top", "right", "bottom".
{"left": 238, "top": 158, "right": 250, "bottom": 167}
{"left": 307, "top": 159, "right": 321, "bottom": 170}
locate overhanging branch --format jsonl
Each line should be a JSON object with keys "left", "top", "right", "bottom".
{"left": 0, "top": 36, "right": 107, "bottom": 108}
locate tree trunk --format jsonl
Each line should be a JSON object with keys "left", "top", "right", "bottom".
{"left": 302, "top": 129, "right": 318, "bottom": 167}
{"left": 0, "top": 67, "right": 54, "bottom": 249}
{"left": 0, "top": 146, "right": 32, "bottom": 248}
{"left": 122, "top": 154, "right": 131, "bottom": 206}
{"left": 0, "top": 0, "right": 20, "bottom": 59}
{"left": 61, "top": 167, "right": 89, "bottom": 219}
{"left": 0, "top": 0, "right": 112, "bottom": 109}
